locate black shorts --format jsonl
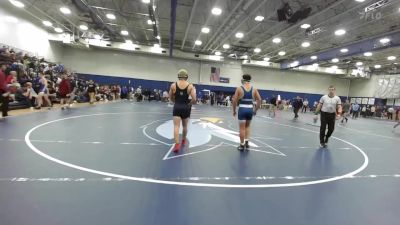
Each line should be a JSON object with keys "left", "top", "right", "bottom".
{"left": 173, "top": 103, "right": 191, "bottom": 119}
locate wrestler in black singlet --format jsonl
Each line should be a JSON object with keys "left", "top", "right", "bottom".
{"left": 173, "top": 82, "right": 191, "bottom": 119}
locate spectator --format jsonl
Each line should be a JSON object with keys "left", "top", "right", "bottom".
{"left": 68, "top": 76, "right": 77, "bottom": 107}
{"left": 36, "top": 72, "right": 52, "bottom": 109}
{"left": 121, "top": 86, "right": 128, "bottom": 99}
{"left": 388, "top": 107, "right": 394, "bottom": 120}
{"left": 15, "top": 82, "right": 36, "bottom": 109}
{"left": 292, "top": 96, "right": 303, "bottom": 119}
{"left": 370, "top": 105, "right": 376, "bottom": 117}
{"left": 352, "top": 102, "right": 360, "bottom": 119}
{"left": 86, "top": 80, "right": 96, "bottom": 105}
{"left": 162, "top": 90, "right": 169, "bottom": 102}
{"left": 0, "top": 62, "right": 10, "bottom": 118}
{"left": 302, "top": 99, "right": 309, "bottom": 113}
{"left": 269, "top": 95, "right": 277, "bottom": 117}
{"left": 58, "top": 74, "right": 71, "bottom": 109}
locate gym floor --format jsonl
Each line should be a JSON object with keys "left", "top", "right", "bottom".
{"left": 0, "top": 102, "right": 399, "bottom": 225}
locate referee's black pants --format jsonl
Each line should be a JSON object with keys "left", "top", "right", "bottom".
{"left": 320, "top": 111, "right": 336, "bottom": 144}
{"left": 0, "top": 91, "right": 9, "bottom": 117}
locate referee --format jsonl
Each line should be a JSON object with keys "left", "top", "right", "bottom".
{"left": 314, "top": 85, "right": 342, "bottom": 148}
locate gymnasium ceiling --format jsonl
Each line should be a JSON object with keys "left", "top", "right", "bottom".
{"left": 3, "top": 0, "right": 400, "bottom": 72}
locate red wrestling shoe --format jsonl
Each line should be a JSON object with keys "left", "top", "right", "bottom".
{"left": 173, "top": 143, "right": 180, "bottom": 153}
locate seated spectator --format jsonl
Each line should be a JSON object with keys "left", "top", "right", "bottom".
{"left": 13, "top": 82, "right": 37, "bottom": 109}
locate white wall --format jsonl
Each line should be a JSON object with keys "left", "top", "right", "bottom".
{"left": 61, "top": 46, "right": 350, "bottom": 96}
{"left": 62, "top": 46, "right": 200, "bottom": 82}
{"left": 0, "top": 2, "right": 63, "bottom": 61}
{"left": 349, "top": 75, "right": 381, "bottom": 97}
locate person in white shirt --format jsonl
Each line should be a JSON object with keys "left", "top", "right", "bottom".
{"left": 302, "top": 99, "right": 309, "bottom": 113}
{"left": 314, "top": 85, "right": 342, "bottom": 148}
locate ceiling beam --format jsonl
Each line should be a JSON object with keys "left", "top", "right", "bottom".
{"left": 169, "top": 0, "right": 178, "bottom": 57}
{"left": 254, "top": 0, "right": 349, "bottom": 50}
{"left": 181, "top": 0, "right": 199, "bottom": 49}
{"left": 268, "top": 0, "right": 399, "bottom": 60}
{"left": 201, "top": 0, "right": 246, "bottom": 51}
{"left": 209, "top": 0, "right": 269, "bottom": 52}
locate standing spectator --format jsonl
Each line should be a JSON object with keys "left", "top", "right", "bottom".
{"left": 86, "top": 80, "right": 96, "bottom": 105}
{"left": 341, "top": 99, "right": 351, "bottom": 123}
{"left": 388, "top": 106, "right": 394, "bottom": 120}
{"left": 68, "top": 76, "right": 77, "bottom": 107}
{"left": 116, "top": 85, "right": 121, "bottom": 100}
{"left": 58, "top": 74, "right": 71, "bottom": 109}
{"left": 370, "top": 105, "right": 376, "bottom": 117}
{"left": 313, "top": 101, "right": 318, "bottom": 111}
{"left": 361, "top": 105, "right": 367, "bottom": 117}
{"left": 352, "top": 102, "right": 360, "bottom": 119}
{"left": 121, "top": 86, "right": 128, "bottom": 99}
{"left": 0, "top": 62, "right": 10, "bottom": 118}
{"left": 36, "top": 72, "right": 52, "bottom": 109}
{"left": 162, "top": 90, "right": 169, "bottom": 102}
{"left": 292, "top": 96, "right": 303, "bottom": 119}
{"left": 302, "top": 99, "right": 309, "bottom": 113}
{"left": 269, "top": 95, "right": 277, "bottom": 117}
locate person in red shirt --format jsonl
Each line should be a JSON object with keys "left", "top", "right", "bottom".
{"left": 5, "top": 71, "right": 17, "bottom": 84}
{"left": 58, "top": 74, "right": 71, "bottom": 110}
{"left": 0, "top": 62, "right": 9, "bottom": 118}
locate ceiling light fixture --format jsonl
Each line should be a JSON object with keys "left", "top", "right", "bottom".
{"left": 54, "top": 27, "right": 63, "bottom": 33}
{"left": 201, "top": 27, "right": 210, "bottom": 33}
{"left": 300, "top": 24, "right": 311, "bottom": 29}
{"left": 42, "top": 20, "right": 53, "bottom": 27}
{"left": 301, "top": 42, "right": 310, "bottom": 47}
{"left": 106, "top": 14, "right": 116, "bottom": 20}
{"left": 335, "top": 29, "right": 346, "bottom": 36}
{"left": 364, "top": 52, "right": 372, "bottom": 57}
{"left": 374, "top": 65, "right": 381, "bottom": 69}
{"left": 272, "top": 37, "right": 281, "bottom": 43}
{"left": 310, "top": 55, "right": 317, "bottom": 60}
{"left": 9, "top": 0, "right": 24, "bottom": 8}
{"left": 211, "top": 7, "right": 222, "bottom": 15}
{"left": 121, "top": 30, "right": 129, "bottom": 36}
{"left": 332, "top": 58, "right": 339, "bottom": 63}
{"left": 254, "top": 48, "right": 261, "bottom": 53}
{"left": 255, "top": 16, "right": 264, "bottom": 21}
{"left": 79, "top": 25, "right": 88, "bottom": 31}
{"left": 222, "top": 44, "right": 230, "bottom": 49}
{"left": 263, "top": 57, "right": 270, "bottom": 61}
{"left": 60, "top": 7, "right": 71, "bottom": 15}
{"left": 235, "top": 32, "right": 244, "bottom": 38}
{"left": 379, "top": 38, "right": 390, "bottom": 44}
{"left": 340, "top": 48, "right": 348, "bottom": 53}
{"left": 388, "top": 56, "right": 396, "bottom": 60}
{"left": 195, "top": 40, "right": 202, "bottom": 45}
{"left": 278, "top": 51, "right": 286, "bottom": 56}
